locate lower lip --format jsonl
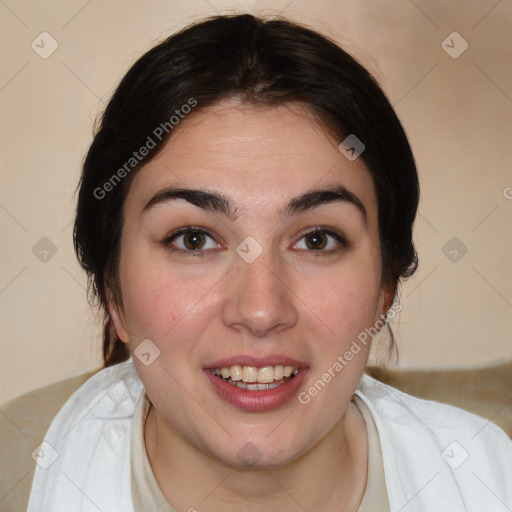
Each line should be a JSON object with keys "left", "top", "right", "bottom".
{"left": 204, "top": 369, "right": 308, "bottom": 412}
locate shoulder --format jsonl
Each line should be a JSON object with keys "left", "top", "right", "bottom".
{"left": 358, "top": 372, "right": 512, "bottom": 442}
{"left": 0, "top": 369, "right": 98, "bottom": 512}
{"left": 26, "top": 358, "right": 141, "bottom": 449}
{"left": 365, "top": 362, "right": 512, "bottom": 436}
{"left": 25, "top": 359, "right": 142, "bottom": 511}
{"left": 356, "top": 374, "right": 512, "bottom": 508}
{"left": 0, "top": 360, "right": 140, "bottom": 512}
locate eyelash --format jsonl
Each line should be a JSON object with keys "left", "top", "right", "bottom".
{"left": 162, "top": 226, "right": 348, "bottom": 257}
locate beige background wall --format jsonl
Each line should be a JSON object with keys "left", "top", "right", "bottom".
{"left": 1, "top": 0, "right": 511, "bottom": 405}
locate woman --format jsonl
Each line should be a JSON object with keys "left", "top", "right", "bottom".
{"left": 23, "top": 13, "right": 512, "bottom": 511}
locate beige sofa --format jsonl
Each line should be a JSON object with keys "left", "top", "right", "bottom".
{"left": 1, "top": 361, "right": 511, "bottom": 511}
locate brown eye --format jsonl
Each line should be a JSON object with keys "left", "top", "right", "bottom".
{"left": 294, "top": 228, "right": 348, "bottom": 252}
{"left": 304, "top": 231, "right": 328, "bottom": 250}
{"left": 182, "top": 230, "right": 207, "bottom": 250}
{"left": 164, "top": 227, "right": 221, "bottom": 256}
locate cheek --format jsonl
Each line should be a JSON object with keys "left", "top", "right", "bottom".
{"left": 299, "top": 266, "right": 380, "bottom": 406}
{"left": 118, "top": 251, "right": 217, "bottom": 342}
{"left": 305, "top": 258, "right": 381, "bottom": 328}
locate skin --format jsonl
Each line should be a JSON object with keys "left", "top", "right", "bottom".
{"left": 109, "top": 98, "right": 393, "bottom": 511}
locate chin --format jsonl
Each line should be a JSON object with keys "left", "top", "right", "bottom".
{"left": 201, "top": 429, "right": 309, "bottom": 471}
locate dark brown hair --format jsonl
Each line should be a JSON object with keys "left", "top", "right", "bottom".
{"left": 73, "top": 13, "right": 419, "bottom": 368}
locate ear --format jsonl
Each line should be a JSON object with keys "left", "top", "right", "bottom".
{"left": 375, "top": 283, "right": 395, "bottom": 328}
{"left": 105, "top": 285, "right": 129, "bottom": 344}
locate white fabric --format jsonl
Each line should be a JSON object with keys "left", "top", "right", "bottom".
{"left": 27, "top": 358, "right": 512, "bottom": 512}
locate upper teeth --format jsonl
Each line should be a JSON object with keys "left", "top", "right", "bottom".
{"left": 211, "top": 365, "right": 299, "bottom": 383}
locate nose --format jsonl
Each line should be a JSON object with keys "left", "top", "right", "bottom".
{"left": 221, "top": 246, "right": 299, "bottom": 337}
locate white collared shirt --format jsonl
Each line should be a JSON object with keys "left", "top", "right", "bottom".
{"left": 27, "top": 358, "right": 512, "bottom": 511}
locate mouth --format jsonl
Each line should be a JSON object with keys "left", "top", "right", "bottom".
{"left": 204, "top": 361, "right": 308, "bottom": 412}
{"left": 209, "top": 364, "right": 299, "bottom": 390}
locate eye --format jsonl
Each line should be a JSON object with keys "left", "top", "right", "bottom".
{"left": 164, "top": 227, "right": 221, "bottom": 255}
{"left": 162, "top": 226, "right": 348, "bottom": 256}
{"left": 293, "top": 228, "right": 348, "bottom": 252}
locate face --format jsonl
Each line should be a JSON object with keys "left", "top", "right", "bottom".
{"left": 109, "top": 99, "right": 391, "bottom": 469}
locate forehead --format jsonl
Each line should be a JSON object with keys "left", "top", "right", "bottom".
{"left": 125, "top": 99, "right": 377, "bottom": 219}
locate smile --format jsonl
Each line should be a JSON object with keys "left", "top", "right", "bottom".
{"left": 204, "top": 364, "right": 307, "bottom": 412}
{"left": 209, "top": 364, "right": 299, "bottom": 390}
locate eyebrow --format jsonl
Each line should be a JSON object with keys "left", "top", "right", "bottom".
{"left": 142, "top": 183, "right": 367, "bottom": 225}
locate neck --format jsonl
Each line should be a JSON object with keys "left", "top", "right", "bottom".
{"left": 145, "top": 401, "right": 368, "bottom": 512}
